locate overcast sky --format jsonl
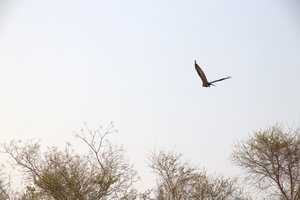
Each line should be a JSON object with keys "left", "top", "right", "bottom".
{"left": 1, "top": 0, "right": 300, "bottom": 192}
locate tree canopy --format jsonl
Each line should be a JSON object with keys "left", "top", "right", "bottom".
{"left": 231, "top": 125, "right": 300, "bottom": 200}
{"left": 149, "top": 150, "right": 249, "bottom": 200}
{"left": 2, "top": 123, "right": 299, "bottom": 199}
{"left": 1, "top": 124, "right": 137, "bottom": 200}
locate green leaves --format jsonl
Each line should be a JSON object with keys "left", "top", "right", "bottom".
{"left": 150, "top": 150, "right": 248, "bottom": 200}
{"left": 232, "top": 125, "right": 300, "bottom": 199}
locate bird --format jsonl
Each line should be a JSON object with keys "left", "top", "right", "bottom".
{"left": 194, "top": 60, "right": 231, "bottom": 87}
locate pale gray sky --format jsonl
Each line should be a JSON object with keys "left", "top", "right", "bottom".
{"left": 1, "top": 0, "right": 300, "bottom": 192}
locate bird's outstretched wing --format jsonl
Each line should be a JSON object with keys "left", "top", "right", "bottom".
{"left": 209, "top": 76, "right": 231, "bottom": 84}
{"left": 194, "top": 61, "right": 209, "bottom": 84}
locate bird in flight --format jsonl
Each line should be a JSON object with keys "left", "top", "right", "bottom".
{"left": 194, "top": 60, "right": 231, "bottom": 87}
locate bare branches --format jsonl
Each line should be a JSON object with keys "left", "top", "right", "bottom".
{"left": 231, "top": 124, "right": 300, "bottom": 200}
{"left": 1, "top": 140, "right": 42, "bottom": 182}
{"left": 75, "top": 122, "right": 117, "bottom": 171}
{"left": 75, "top": 122, "right": 138, "bottom": 199}
{"left": 0, "top": 123, "right": 137, "bottom": 200}
{"left": 149, "top": 150, "right": 249, "bottom": 200}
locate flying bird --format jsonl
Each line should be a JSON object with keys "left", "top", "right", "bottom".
{"left": 194, "top": 60, "right": 231, "bottom": 87}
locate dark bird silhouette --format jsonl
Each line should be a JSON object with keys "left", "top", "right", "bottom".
{"left": 194, "top": 60, "right": 231, "bottom": 87}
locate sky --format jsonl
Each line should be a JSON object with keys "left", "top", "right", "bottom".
{"left": 0, "top": 0, "right": 300, "bottom": 192}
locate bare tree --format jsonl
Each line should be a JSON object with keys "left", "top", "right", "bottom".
{"left": 149, "top": 150, "right": 249, "bottom": 200}
{"left": 231, "top": 124, "right": 300, "bottom": 200}
{"left": 75, "top": 122, "right": 138, "bottom": 199}
{"left": 1, "top": 123, "right": 138, "bottom": 200}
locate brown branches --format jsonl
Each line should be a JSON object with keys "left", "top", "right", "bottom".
{"left": 149, "top": 150, "right": 249, "bottom": 200}
{"left": 0, "top": 123, "right": 137, "bottom": 199}
{"left": 231, "top": 125, "right": 300, "bottom": 200}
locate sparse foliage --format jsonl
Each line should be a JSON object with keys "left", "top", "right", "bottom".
{"left": 1, "top": 123, "right": 138, "bottom": 200}
{"left": 1, "top": 122, "right": 273, "bottom": 199}
{"left": 0, "top": 166, "right": 10, "bottom": 200}
{"left": 231, "top": 124, "right": 300, "bottom": 200}
{"left": 149, "top": 150, "right": 249, "bottom": 200}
